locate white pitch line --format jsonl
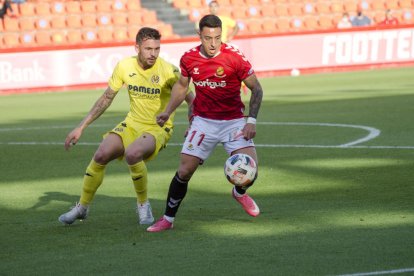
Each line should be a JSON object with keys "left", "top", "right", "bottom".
{"left": 337, "top": 267, "right": 414, "bottom": 276}
{"left": 1, "top": 121, "right": 407, "bottom": 149}
{"left": 1, "top": 141, "right": 414, "bottom": 150}
{"left": 258, "top": 122, "right": 381, "bottom": 147}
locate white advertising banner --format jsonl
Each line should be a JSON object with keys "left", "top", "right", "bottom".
{"left": 1, "top": 26, "right": 413, "bottom": 91}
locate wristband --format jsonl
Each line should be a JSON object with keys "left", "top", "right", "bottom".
{"left": 246, "top": 117, "right": 256, "bottom": 124}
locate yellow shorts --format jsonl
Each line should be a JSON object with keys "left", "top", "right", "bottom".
{"left": 105, "top": 117, "right": 173, "bottom": 162}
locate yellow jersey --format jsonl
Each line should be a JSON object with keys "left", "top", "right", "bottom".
{"left": 108, "top": 56, "right": 180, "bottom": 129}
{"left": 219, "top": 15, "right": 237, "bottom": 43}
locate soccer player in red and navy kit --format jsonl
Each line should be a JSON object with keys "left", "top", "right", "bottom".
{"left": 147, "top": 14, "right": 264, "bottom": 232}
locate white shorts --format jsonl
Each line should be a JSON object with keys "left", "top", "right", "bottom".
{"left": 181, "top": 116, "right": 255, "bottom": 161}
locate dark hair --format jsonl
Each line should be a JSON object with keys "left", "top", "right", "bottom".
{"left": 136, "top": 27, "right": 161, "bottom": 45}
{"left": 199, "top": 14, "right": 222, "bottom": 31}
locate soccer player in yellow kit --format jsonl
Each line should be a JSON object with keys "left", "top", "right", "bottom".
{"left": 58, "top": 27, "right": 194, "bottom": 225}
{"left": 208, "top": 1, "right": 239, "bottom": 43}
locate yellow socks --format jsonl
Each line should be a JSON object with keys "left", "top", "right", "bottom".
{"left": 79, "top": 159, "right": 106, "bottom": 206}
{"left": 128, "top": 161, "right": 148, "bottom": 204}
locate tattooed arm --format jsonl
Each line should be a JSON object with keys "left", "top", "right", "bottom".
{"left": 241, "top": 74, "right": 264, "bottom": 140}
{"left": 65, "top": 87, "right": 117, "bottom": 150}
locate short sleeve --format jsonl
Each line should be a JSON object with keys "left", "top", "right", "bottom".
{"left": 233, "top": 49, "right": 254, "bottom": 81}
{"left": 179, "top": 55, "right": 191, "bottom": 78}
{"left": 108, "top": 62, "right": 124, "bottom": 92}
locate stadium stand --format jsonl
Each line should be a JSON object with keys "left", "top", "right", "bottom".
{"left": 1, "top": 0, "right": 414, "bottom": 49}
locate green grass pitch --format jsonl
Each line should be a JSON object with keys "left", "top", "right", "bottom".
{"left": 0, "top": 67, "right": 413, "bottom": 275}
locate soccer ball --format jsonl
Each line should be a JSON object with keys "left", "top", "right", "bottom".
{"left": 224, "top": 153, "right": 257, "bottom": 186}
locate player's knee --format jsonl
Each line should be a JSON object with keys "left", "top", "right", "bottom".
{"left": 177, "top": 167, "right": 194, "bottom": 181}
{"left": 125, "top": 150, "right": 144, "bottom": 165}
{"left": 93, "top": 150, "right": 112, "bottom": 164}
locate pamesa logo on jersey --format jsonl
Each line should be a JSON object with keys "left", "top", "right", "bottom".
{"left": 128, "top": 84, "right": 160, "bottom": 95}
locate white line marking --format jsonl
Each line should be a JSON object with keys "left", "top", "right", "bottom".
{"left": 337, "top": 267, "right": 414, "bottom": 276}
{"left": 1, "top": 142, "right": 414, "bottom": 149}
{"left": 1, "top": 122, "right": 410, "bottom": 149}
{"left": 258, "top": 122, "right": 380, "bottom": 147}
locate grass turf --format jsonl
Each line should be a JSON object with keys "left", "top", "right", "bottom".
{"left": 0, "top": 67, "right": 413, "bottom": 275}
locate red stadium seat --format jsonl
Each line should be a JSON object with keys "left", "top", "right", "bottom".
{"left": 3, "top": 17, "right": 19, "bottom": 32}
{"left": 172, "top": 0, "right": 186, "bottom": 9}
{"left": 35, "top": 2, "right": 51, "bottom": 16}
{"left": 81, "top": 1, "right": 97, "bottom": 13}
{"left": 3, "top": 33, "right": 20, "bottom": 47}
{"left": 19, "top": 17, "right": 36, "bottom": 31}
{"left": 97, "top": 27, "right": 114, "bottom": 42}
{"left": 260, "top": 4, "right": 276, "bottom": 17}
{"left": 65, "top": 1, "right": 81, "bottom": 14}
{"left": 232, "top": 7, "right": 247, "bottom": 19}
{"left": 82, "top": 29, "right": 98, "bottom": 43}
{"left": 343, "top": 1, "right": 358, "bottom": 13}
{"left": 51, "top": 2, "right": 65, "bottom": 14}
{"left": 288, "top": 3, "right": 303, "bottom": 16}
{"left": 304, "top": 16, "right": 319, "bottom": 30}
{"left": 96, "top": 0, "right": 112, "bottom": 13}
{"left": 128, "top": 12, "right": 142, "bottom": 26}
{"left": 370, "top": 0, "right": 385, "bottom": 11}
{"left": 141, "top": 10, "right": 158, "bottom": 24}
{"left": 81, "top": 14, "right": 97, "bottom": 28}
{"left": 97, "top": 14, "right": 112, "bottom": 26}
{"left": 113, "top": 28, "right": 128, "bottom": 42}
{"left": 319, "top": 15, "right": 334, "bottom": 29}
{"left": 67, "top": 30, "right": 83, "bottom": 45}
{"left": 112, "top": 0, "right": 126, "bottom": 12}
{"left": 262, "top": 18, "right": 276, "bottom": 33}
{"left": 113, "top": 13, "right": 128, "bottom": 26}
{"left": 51, "top": 30, "right": 67, "bottom": 45}
{"left": 50, "top": 16, "right": 66, "bottom": 29}
{"left": 276, "top": 17, "right": 291, "bottom": 32}
{"left": 20, "top": 32, "right": 35, "bottom": 47}
{"left": 398, "top": 0, "right": 413, "bottom": 8}
{"left": 186, "top": 0, "right": 203, "bottom": 8}
{"left": 330, "top": 2, "right": 344, "bottom": 14}
{"left": 126, "top": 1, "right": 141, "bottom": 11}
{"left": 275, "top": 4, "right": 289, "bottom": 17}
{"left": 385, "top": 0, "right": 399, "bottom": 9}
{"left": 35, "top": 31, "right": 52, "bottom": 46}
{"left": 35, "top": 17, "right": 51, "bottom": 30}
{"left": 19, "top": 2, "right": 36, "bottom": 16}
{"left": 67, "top": 15, "right": 82, "bottom": 28}
{"left": 315, "top": 2, "right": 330, "bottom": 14}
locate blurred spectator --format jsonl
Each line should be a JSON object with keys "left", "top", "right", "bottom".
{"left": 0, "top": 0, "right": 16, "bottom": 19}
{"left": 196, "top": 0, "right": 239, "bottom": 43}
{"left": 337, "top": 13, "right": 352, "bottom": 29}
{"left": 351, "top": 7, "right": 372, "bottom": 27}
{"left": 378, "top": 9, "right": 399, "bottom": 26}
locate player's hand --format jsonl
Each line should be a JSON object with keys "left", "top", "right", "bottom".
{"left": 156, "top": 112, "right": 170, "bottom": 127}
{"left": 64, "top": 127, "right": 82, "bottom": 150}
{"left": 242, "top": 123, "right": 256, "bottom": 140}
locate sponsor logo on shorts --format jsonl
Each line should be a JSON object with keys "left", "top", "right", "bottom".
{"left": 186, "top": 143, "right": 194, "bottom": 151}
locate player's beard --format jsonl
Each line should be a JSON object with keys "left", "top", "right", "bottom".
{"left": 139, "top": 55, "right": 156, "bottom": 69}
